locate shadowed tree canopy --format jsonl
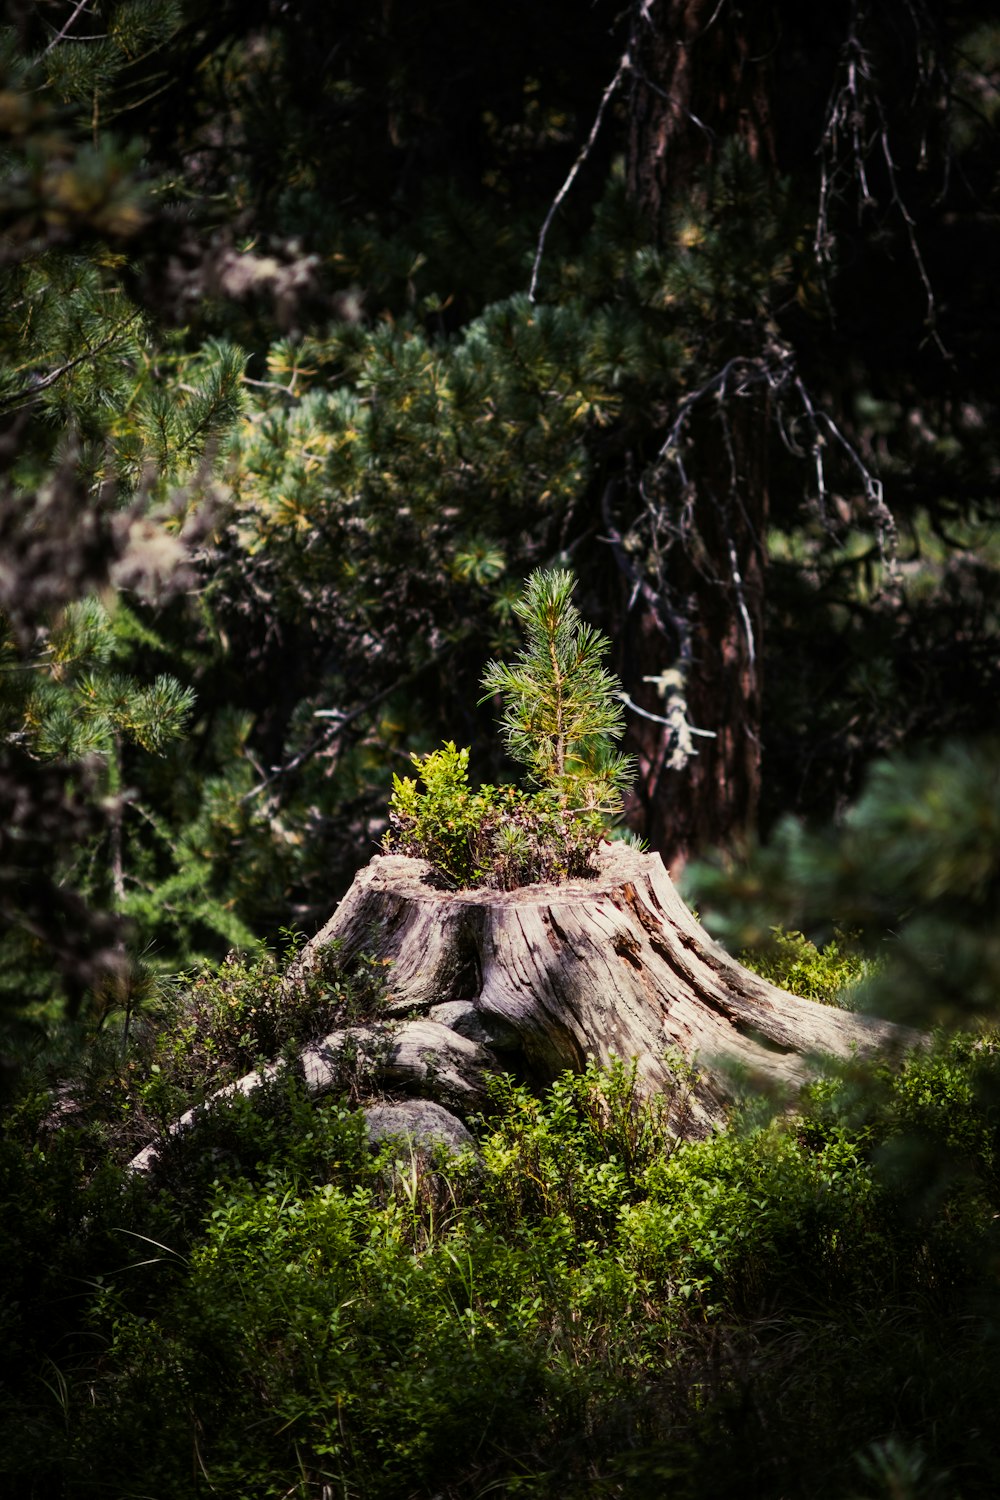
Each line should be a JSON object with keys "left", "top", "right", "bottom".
{"left": 187, "top": 0, "right": 998, "bottom": 884}
{"left": 0, "top": 0, "right": 998, "bottom": 1017}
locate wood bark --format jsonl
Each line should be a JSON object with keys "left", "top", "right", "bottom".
{"left": 295, "top": 844, "right": 909, "bottom": 1138}
{"left": 619, "top": 0, "right": 778, "bottom": 869}
{"left": 620, "top": 402, "right": 769, "bottom": 870}
{"left": 129, "top": 844, "right": 913, "bottom": 1172}
{"left": 625, "top": 0, "right": 776, "bottom": 235}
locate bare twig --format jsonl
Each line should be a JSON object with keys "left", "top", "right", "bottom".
{"left": 813, "top": 3, "right": 950, "bottom": 357}
{"left": 241, "top": 646, "right": 458, "bottom": 804}
{"left": 875, "top": 113, "right": 949, "bottom": 358}
{"left": 619, "top": 689, "right": 716, "bottom": 737}
{"left": 601, "top": 481, "right": 713, "bottom": 770}
{"left": 727, "top": 535, "right": 756, "bottom": 668}
{"left": 42, "top": 0, "right": 96, "bottom": 55}
{"left": 600, "top": 479, "right": 690, "bottom": 644}
{"left": 241, "top": 375, "right": 301, "bottom": 399}
{"left": 651, "top": 339, "right": 895, "bottom": 579}
{"left": 789, "top": 372, "right": 897, "bottom": 570}
{"left": 656, "top": 354, "right": 779, "bottom": 469}
{"left": 640, "top": 670, "right": 717, "bottom": 768}
{"left": 528, "top": 51, "right": 630, "bottom": 303}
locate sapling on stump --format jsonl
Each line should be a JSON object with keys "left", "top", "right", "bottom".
{"left": 383, "top": 570, "right": 636, "bottom": 888}
{"left": 479, "top": 567, "right": 634, "bottom": 813}
{"left": 330, "top": 569, "right": 913, "bottom": 1130}
{"left": 129, "top": 571, "right": 914, "bottom": 1171}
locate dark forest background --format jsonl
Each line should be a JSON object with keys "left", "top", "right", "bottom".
{"left": 2, "top": 4, "right": 1000, "bottom": 1495}
{"left": 3, "top": 0, "right": 998, "bottom": 1015}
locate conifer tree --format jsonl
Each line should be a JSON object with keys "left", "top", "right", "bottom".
{"left": 0, "top": 12, "right": 251, "bottom": 1021}
{"left": 481, "top": 568, "right": 634, "bottom": 813}
{"left": 385, "top": 569, "right": 635, "bottom": 888}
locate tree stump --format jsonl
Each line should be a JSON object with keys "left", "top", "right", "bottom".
{"left": 297, "top": 842, "right": 909, "bottom": 1138}
{"left": 129, "top": 843, "right": 914, "bottom": 1173}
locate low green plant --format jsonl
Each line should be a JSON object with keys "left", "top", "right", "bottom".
{"left": 9, "top": 1047, "right": 1000, "bottom": 1498}
{"left": 27, "top": 937, "right": 392, "bottom": 1168}
{"left": 384, "top": 740, "right": 609, "bottom": 889}
{"left": 740, "top": 925, "right": 875, "bottom": 1007}
{"left": 384, "top": 570, "right": 635, "bottom": 888}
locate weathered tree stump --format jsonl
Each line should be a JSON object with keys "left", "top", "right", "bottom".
{"left": 130, "top": 843, "right": 912, "bottom": 1172}
{"left": 297, "top": 842, "right": 910, "bottom": 1138}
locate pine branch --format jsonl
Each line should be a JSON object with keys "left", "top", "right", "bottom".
{"left": 0, "top": 312, "right": 142, "bottom": 417}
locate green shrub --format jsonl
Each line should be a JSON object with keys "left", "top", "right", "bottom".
{"left": 740, "top": 925, "right": 874, "bottom": 1006}
{"left": 6, "top": 1049, "right": 1000, "bottom": 1497}
{"left": 385, "top": 739, "right": 607, "bottom": 888}
{"left": 155, "top": 938, "right": 385, "bottom": 1084}
{"left": 18, "top": 937, "right": 391, "bottom": 1173}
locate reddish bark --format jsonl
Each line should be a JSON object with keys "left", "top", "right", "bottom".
{"left": 622, "top": 403, "right": 769, "bottom": 871}
{"left": 626, "top": 0, "right": 776, "bottom": 229}
{"left": 622, "top": 0, "right": 776, "bottom": 869}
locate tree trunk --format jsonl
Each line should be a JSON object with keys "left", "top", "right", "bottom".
{"left": 619, "top": 404, "right": 769, "bottom": 870}
{"left": 619, "top": 0, "right": 777, "bottom": 870}
{"left": 296, "top": 844, "right": 907, "bottom": 1137}
{"left": 625, "top": 0, "right": 776, "bottom": 234}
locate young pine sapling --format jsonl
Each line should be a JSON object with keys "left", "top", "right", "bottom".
{"left": 385, "top": 569, "right": 635, "bottom": 888}
{"left": 480, "top": 568, "right": 634, "bottom": 815}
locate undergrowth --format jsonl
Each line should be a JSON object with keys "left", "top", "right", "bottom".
{"left": 740, "top": 925, "right": 876, "bottom": 1007}
{"left": 3, "top": 1029, "right": 1000, "bottom": 1498}
{"left": 18, "top": 938, "right": 390, "bottom": 1167}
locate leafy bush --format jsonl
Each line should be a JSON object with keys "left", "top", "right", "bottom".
{"left": 385, "top": 740, "right": 607, "bottom": 888}
{"left": 6, "top": 1049, "right": 1000, "bottom": 1498}
{"left": 27, "top": 937, "right": 391, "bottom": 1169}
{"left": 740, "top": 925, "right": 874, "bottom": 1006}
{"left": 152, "top": 938, "right": 385, "bottom": 1085}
